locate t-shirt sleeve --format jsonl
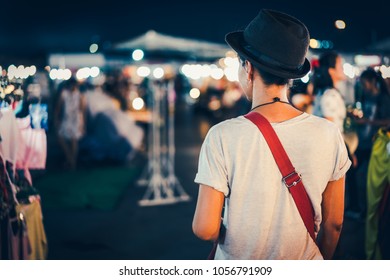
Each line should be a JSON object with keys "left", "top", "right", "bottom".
{"left": 331, "top": 129, "right": 352, "bottom": 181}
{"left": 194, "top": 126, "right": 229, "bottom": 196}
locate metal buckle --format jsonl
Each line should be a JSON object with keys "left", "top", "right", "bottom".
{"left": 282, "top": 171, "right": 302, "bottom": 188}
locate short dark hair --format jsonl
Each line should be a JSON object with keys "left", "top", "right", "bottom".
{"left": 239, "top": 56, "right": 289, "bottom": 86}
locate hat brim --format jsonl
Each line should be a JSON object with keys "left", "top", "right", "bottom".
{"left": 225, "top": 31, "right": 310, "bottom": 79}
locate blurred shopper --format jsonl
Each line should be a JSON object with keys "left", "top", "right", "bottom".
{"left": 356, "top": 68, "right": 390, "bottom": 259}
{"left": 311, "top": 52, "right": 358, "bottom": 160}
{"left": 290, "top": 79, "right": 314, "bottom": 113}
{"left": 54, "top": 77, "right": 86, "bottom": 169}
{"left": 103, "top": 71, "right": 131, "bottom": 111}
{"left": 356, "top": 68, "right": 390, "bottom": 146}
{"left": 365, "top": 128, "right": 390, "bottom": 259}
{"left": 347, "top": 68, "right": 390, "bottom": 220}
{"left": 311, "top": 51, "right": 359, "bottom": 216}
{"left": 312, "top": 51, "right": 347, "bottom": 134}
{"left": 193, "top": 9, "right": 350, "bottom": 259}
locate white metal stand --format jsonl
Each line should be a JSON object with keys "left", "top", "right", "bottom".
{"left": 138, "top": 80, "right": 190, "bottom": 206}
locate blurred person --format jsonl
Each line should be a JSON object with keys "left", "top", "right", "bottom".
{"left": 174, "top": 73, "right": 191, "bottom": 104}
{"left": 311, "top": 53, "right": 357, "bottom": 156}
{"left": 196, "top": 77, "right": 226, "bottom": 124}
{"left": 103, "top": 72, "right": 131, "bottom": 111}
{"left": 355, "top": 68, "right": 390, "bottom": 259}
{"left": 311, "top": 51, "right": 360, "bottom": 217}
{"left": 365, "top": 127, "right": 390, "bottom": 259}
{"left": 310, "top": 53, "right": 356, "bottom": 155}
{"left": 54, "top": 77, "right": 86, "bottom": 169}
{"left": 311, "top": 51, "right": 347, "bottom": 134}
{"left": 289, "top": 79, "right": 314, "bottom": 113}
{"left": 356, "top": 67, "right": 390, "bottom": 145}
{"left": 291, "top": 93, "right": 313, "bottom": 113}
{"left": 349, "top": 68, "right": 390, "bottom": 220}
{"left": 193, "top": 9, "right": 350, "bottom": 260}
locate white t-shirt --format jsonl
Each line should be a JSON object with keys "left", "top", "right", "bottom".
{"left": 194, "top": 113, "right": 351, "bottom": 259}
{"left": 315, "top": 88, "right": 346, "bottom": 133}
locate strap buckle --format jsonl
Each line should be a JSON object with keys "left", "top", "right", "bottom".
{"left": 282, "top": 171, "right": 302, "bottom": 188}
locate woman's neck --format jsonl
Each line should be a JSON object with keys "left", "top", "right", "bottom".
{"left": 333, "top": 80, "right": 341, "bottom": 90}
{"left": 249, "top": 81, "right": 302, "bottom": 122}
{"left": 251, "top": 83, "right": 289, "bottom": 108}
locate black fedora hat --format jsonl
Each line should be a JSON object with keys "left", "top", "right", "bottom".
{"left": 225, "top": 9, "right": 311, "bottom": 79}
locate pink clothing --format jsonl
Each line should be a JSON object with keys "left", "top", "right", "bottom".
{"left": 0, "top": 108, "right": 26, "bottom": 168}
{"left": 16, "top": 116, "right": 47, "bottom": 170}
{"left": 0, "top": 110, "right": 47, "bottom": 186}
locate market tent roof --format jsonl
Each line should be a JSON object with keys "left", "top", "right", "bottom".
{"left": 113, "top": 30, "right": 231, "bottom": 60}
{"left": 48, "top": 53, "right": 106, "bottom": 68}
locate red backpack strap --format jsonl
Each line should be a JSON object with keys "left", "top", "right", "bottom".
{"left": 244, "top": 112, "right": 316, "bottom": 242}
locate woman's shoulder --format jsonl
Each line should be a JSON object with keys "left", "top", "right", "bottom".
{"left": 323, "top": 87, "right": 341, "bottom": 97}
{"left": 212, "top": 113, "right": 336, "bottom": 128}
{"left": 306, "top": 114, "right": 343, "bottom": 141}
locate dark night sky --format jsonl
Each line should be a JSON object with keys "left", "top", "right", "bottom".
{"left": 1, "top": 0, "right": 389, "bottom": 60}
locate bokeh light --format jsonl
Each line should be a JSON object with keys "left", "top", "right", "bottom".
{"left": 132, "top": 49, "right": 144, "bottom": 61}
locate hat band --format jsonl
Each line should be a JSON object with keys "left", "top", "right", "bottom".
{"left": 244, "top": 44, "right": 305, "bottom": 73}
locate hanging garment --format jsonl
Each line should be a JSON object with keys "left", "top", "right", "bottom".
{"left": 366, "top": 128, "right": 390, "bottom": 259}
{"left": 1, "top": 111, "right": 40, "bottom": 260}
{"left": 0, "top": 108, "right": 26, "bottom": 166}
{"left": 7, "top": 206, "right": 31, "bottom": 260}
{"left": 16, "top": 200, "right": 48, "bottom": 259}
{"left": 16, "top": 116, "right": 47, "bottom": 170}
{"left": 0, "top": 159, "right": 31, "bottom": 260}
{"left": 29, "top": 103, "right": 48, "bottom": 131}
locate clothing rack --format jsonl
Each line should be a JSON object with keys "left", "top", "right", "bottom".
{"left": 0, "top": 81, "right": 48, "bottom": 260}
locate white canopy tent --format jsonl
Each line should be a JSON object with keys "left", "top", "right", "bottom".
{"left": 48, "top": 53, "right": 106, "bottom": 68}
{"left": 113, "top": 30, "right": 231, "bottom": 61}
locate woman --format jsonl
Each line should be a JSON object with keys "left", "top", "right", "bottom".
{"left": 192, "top": 9, "right": 351, "bottom": 260}
{"left": 312, "top": 51, "right": 347, "bottom": 134}
{"left": 311, "top": 51, "right": 360, "bottom": 215}
{"left": 55, "top": 77, "right": 86, "bottom": 169}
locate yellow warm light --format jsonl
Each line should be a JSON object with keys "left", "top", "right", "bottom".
{"left": 225, "top": 51, "right": 236, "bottom": 58}
{"left": 189, "top": 88, "right": 201, "bottom": 99}
{"left": 153, "top": 67, "right": 164, "bottom": 79}
{"left": 132, "top": 97, "right": 145, "bottom": 110}
{"left": 309, "top": 39, "right": 319, "bottom": 49}
{"left": 137, "top": 66, "right": 151, "bottom": 77}
{"left": 5, "top": 85, "right": 15, "bottom": 94}
{"left": 335, "top": 20, "right": 346, "bottom": 30}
